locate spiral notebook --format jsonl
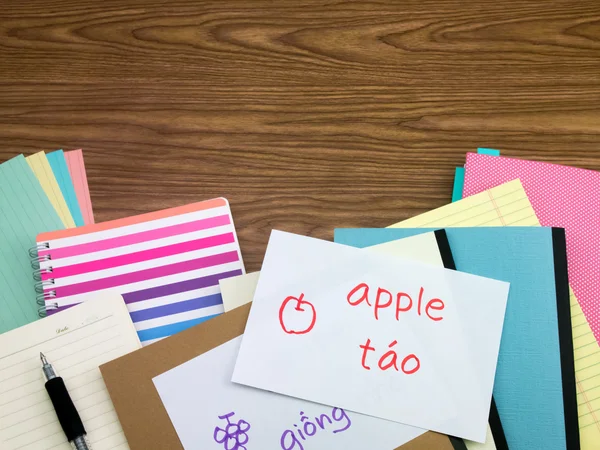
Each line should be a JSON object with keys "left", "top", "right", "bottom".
{"left": 33, "top": 198, "right": 245, "bottom": 345}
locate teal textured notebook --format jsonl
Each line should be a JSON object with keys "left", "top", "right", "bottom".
{"left": 335, "top": 227, "right": 577, "bottom": 450}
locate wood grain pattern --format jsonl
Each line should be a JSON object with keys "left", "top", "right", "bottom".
{"left": 1, "top": 0, "right": 600, "bottom": 270}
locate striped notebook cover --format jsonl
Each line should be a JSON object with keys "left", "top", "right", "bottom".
{"left": 34, "top": 198, "right": 245, "bottom": 345}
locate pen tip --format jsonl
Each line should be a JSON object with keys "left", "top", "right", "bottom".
{"left": 40, "top": 352, "right": 46, "bottom": 364}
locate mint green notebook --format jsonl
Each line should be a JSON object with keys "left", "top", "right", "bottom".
{"left": 0, "top": 155, "right": 64, "bottom": 333}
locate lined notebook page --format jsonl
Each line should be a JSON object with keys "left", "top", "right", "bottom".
{"left": 26, "top": 152, "right": 75, "bottom": 228}
{"left": 392, "top": 179, "right": 539, "bottom": 228}
{"left": 64, "top": 150, "right": 95, "bottom": 225}
{"left": 391, "top": 178, "right": 600, "bottom": 448}
{"left": 0, "top": 155, "right": 65, "bottom": 333}
{"left": 0, "top": 295, "right": 140, "bottom": 450}
{"left": 572, "top": 294, "right": 600, "bottom": 446}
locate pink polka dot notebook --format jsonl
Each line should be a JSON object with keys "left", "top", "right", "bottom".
{"left": 463, "top": 153, "right": 600, "bottom": 345}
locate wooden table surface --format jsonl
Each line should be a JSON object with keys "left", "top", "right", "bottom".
{"left": 1, "top": 0, "right": 600, "bottom": 271}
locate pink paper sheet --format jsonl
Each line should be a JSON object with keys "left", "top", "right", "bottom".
{"left": 64, "top": 149, "right": 95, "bottom": 225}
{"left": 463, "top": 153, "right": 600, "bottom": 343}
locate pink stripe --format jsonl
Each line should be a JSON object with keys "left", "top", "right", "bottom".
{"left": 40, "top": 198, "right": 226, "bottom": 241}
{"left": 50, "top": 250, "right": 240, "bottom": 298}
{"left": 41, "top": 214, "right": 231, "bottom": 259}
{"left": 43, "top": 233, "right": 235, "bottom": 280}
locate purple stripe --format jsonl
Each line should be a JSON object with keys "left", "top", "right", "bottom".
{"left": 122, "top": 269, "right": 243, "bottom": 304}
{"left": 46, "top": 303, "right": 76, "bottom": 316}
{"left": 130, "top": 293, "right": 223, "bottom": 322}
{"left": 53, "top": 251, "right": 240, "bottom": 298}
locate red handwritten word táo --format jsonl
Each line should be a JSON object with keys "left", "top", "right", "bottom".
{"left": 359, "top": 338, "right": 421, "bottom": 375}
{"left": 347, "top": 282, "right": 444, "bottom": 322}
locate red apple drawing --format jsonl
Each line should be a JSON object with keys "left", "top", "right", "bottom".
{"left": 278, "top": 293, "right": 316, "bottom": 335}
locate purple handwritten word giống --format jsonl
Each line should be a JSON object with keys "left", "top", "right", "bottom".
{"left": 280, "top": 407, "right": 352, "bottom": 450}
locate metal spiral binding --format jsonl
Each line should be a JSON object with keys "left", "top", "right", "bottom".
{"left": 30, "top": 241, "right": 52, "bottom": 281}
{"left": 30, "top": 241, "right": 55, "bottom": 318}
{"left": 33, "top": 264, "right": 53, "bottom": 280}
{"left": 31, "top": 253, "right": 51, "bottom": 270}
{"left": 36, "top": 291, "right": 56, "bottom": 306}
{"left": 28, "top": 242, "right": 49, "bottom": 258}
{"left": 38, "top": 303, "right": 58, "bottom": 318}
{"left": 34, "top": 279, "right": 55, "bottom": 294}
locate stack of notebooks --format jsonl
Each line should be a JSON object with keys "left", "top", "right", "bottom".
{"left": 0, "top": 150, "right": 93, "bottom": 334}
{"left": 1, "top": 150, "right": 599, "bottom": 450}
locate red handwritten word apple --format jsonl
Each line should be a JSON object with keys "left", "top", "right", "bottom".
{"left": 347, "top": 282, "right": 445, "bottom": 322}
{"left": 278, "top": 293, "right": 316, "bottom": 335}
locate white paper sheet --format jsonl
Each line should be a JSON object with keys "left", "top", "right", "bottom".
{"left": 232, "top": 231, "right": 509, "bottom": 442}
{"left": 220, "top": 272, "right": 261, "bottom": 312}
{"left": 217, "top": 232, "right": 496, "bottom": 448}
{"left": 154, "top": 336, "right": 427, "bottom": 450}
{"left": 219, "top": 232, "right": 444, "bottom": 313}
{"left": 154, "top": 232, "right": 449, "bottom": 450}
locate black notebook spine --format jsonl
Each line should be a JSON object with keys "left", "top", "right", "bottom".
{"left": 434, "top": 228, "right": 510, "bottom": 450}
{"left": 552, "top": 228, "right": 580, "bottom": 450}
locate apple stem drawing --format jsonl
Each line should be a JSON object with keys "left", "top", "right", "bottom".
{"left": 279, "top": 294, "right": 317, "bottom": 335}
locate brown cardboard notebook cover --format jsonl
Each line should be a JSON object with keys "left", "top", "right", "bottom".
{"left": 100, "top": 304, "right": 454, "bottom": 450}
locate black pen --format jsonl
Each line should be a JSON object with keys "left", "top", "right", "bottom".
{"left": 40, "top": 353, "right": 92, "bottom": 450}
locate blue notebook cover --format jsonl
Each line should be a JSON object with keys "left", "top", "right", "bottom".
{"left": 335, "top": 227, "right": 577, "bottom": 450}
